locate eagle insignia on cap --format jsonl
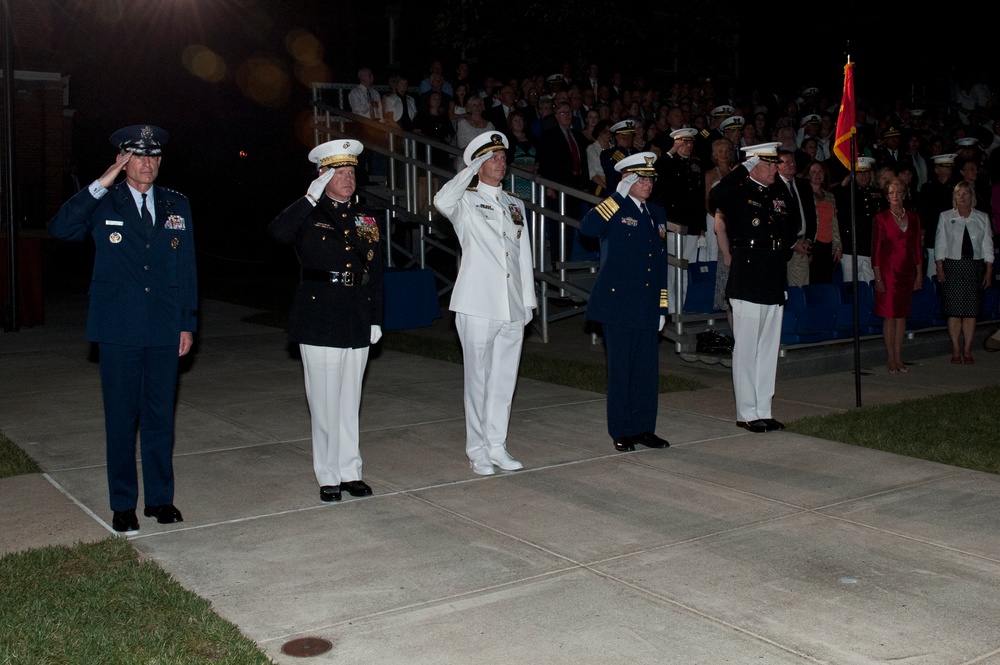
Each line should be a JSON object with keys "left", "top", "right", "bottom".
{"left": 489, "top": 134, "right": 504, "bottom": 146}
{"left": 140, "top": 126, "right": 154, "bottom": 140}
{"left": 644, "top": 156, "right": 654, "bottom": 167}
{"left": 343, "top": 141, "right": 351, "bottom": 149}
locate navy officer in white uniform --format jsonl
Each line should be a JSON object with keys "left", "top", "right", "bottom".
{"left": 434, "top": 132, "right": 537, "bottom": 475}
{"left": 48, "top": 125, "right": 197, "bottom": 533}
{"left": 269, "top": 139, "right": 383, "bottom": 502}
{"left": 580, "top": 152, "right": 670, "bottom": 452}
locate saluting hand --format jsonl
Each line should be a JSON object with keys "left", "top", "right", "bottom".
{"left": 616, "top": 173, "right": 639, "bottom": 197}
{"left": 306, "top": 168, "right": 335, "bottom": 204}
{"left": 97, "top": 153, "right": 131, "bottom": 189}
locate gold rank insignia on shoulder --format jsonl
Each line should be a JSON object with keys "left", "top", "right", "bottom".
{"left": 171, "top": 237, "right": 179, "bottom": 249}
{"left": 595, "top": 197, "right": 619, "bottom": 221}
{"left": 611, "top": 150, "right": 625, "bottom": 163}
{"left": 700, "top": 129, "right": 710, "bottom": 137}
{"left": 109, "top": 232, "right": 122, "bottom": 244}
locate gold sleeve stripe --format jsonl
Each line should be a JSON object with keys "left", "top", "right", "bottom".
{"left": 595, "top": 197, "right": 619, "bottom": 221}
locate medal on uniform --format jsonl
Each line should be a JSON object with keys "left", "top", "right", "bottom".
{"left": 109, "top": 232, "right": 122, "bottom": 244}
{"left": 367, "top": 249, "right": 374, "bottom": 261}
{"left": 508, "top": 203, "right": 523, "bottom": 225}
{"left": 516, "top": 229, "right": 522, "bottom": 240}
{"left": 355, "top": 214, "right": 380, "bottom": 242}
{"left": 171, "top": 237, "right": 179, "bottom": 249}
{"left": 752, "top": 218, "right": 760, "bottom": 226}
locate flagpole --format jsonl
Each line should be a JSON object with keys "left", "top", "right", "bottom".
{"left": 849, "top": 135, "right": 861, "bottom": 407}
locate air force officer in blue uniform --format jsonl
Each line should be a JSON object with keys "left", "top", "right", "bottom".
{"left": 48, "top": 125, "right": 197, "bottom": 533}
{"left": 580, "top": 152, "right": 670, "bottom": 452}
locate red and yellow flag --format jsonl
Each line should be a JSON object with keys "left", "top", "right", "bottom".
{"left": 833, "top": 61, "right": 856, "bottom": 170}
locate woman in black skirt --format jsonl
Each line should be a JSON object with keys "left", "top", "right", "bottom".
{"left": 934, "top": 181, "right": 995, "bottom": 364}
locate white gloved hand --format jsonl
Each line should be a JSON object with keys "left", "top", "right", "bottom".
{"left": 616, "top": 172, "right": 639, "bottom": 197}
{"left": 469, "top": 152, "right": 493, "bottom": 172}
{"left": 741, "top": 153, "right": 761, "bottom": 171}
{"left": 697, "top": 235, "right": 708, "bottom": 249}
{"left": 370, "top": 325, "right": 382, "bottom": 344}
{"left": 658, "top": 315, "right": 665, "bottom": 331}
{"left": 306, "top": 169, "right": 335, "bottom": 204}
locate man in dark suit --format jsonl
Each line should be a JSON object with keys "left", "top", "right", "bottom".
{"left": 777, "top": 150, "right": 817, "bottom": 286}
{"left": 484, "top": 84, "right": 517, "bottom": 131}
{"left": 48, "top": 125, "right": 197, "bottom": 533}
{"left": 580, "top": 152, "right": 670, "bottom": 452}
{"left": 539, "top": 102, "right": 589, "bottom": 264}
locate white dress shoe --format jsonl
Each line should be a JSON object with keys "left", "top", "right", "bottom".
{"left": 469, "top": 457, "right": 496, "bottom": 476}
{"left": 488, "top": 447, "right": 524, "bottom": 471}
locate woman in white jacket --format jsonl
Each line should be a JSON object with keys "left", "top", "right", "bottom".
{"left": 934, "top": 181, "right": 994, "bottom": 364}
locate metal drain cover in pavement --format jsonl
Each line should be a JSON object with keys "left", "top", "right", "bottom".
{"left": 281, "top": 637, "right": 333, "bottom": 657}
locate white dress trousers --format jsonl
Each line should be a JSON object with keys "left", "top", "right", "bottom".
{"left": 455, "top": 313, "right": 525, "bottom": 459}
{"left": 300, "top": 344, "right": 369, "bottom": 486}
{"left": 730, "top": 298, "right": 783, "bottom": 422}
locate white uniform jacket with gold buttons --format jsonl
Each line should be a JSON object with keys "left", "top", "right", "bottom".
{"left": 434, "top": 162, "right": 537, "bottom": 322}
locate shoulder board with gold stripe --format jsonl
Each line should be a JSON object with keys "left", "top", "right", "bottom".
{"left": 466, "top": 185, "right": 478, "bottom": 191}
{"left": 503, "top": 190, "right": 525, "bottom": 201}
{"left": 700, "top": 129, "right": 710, "bottom": 138}
{"left": 594, "top": 197, "right": 619, "bottom": 221}
{"left": 611, "top": 150, "right": 625, "bottom": 163}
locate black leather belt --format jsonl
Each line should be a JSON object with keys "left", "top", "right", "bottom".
{"left": 731, "top": 239, "right": 783, "bottom": 251}
{"left": 301, "top": 269, "right": 369, "bottom": 286}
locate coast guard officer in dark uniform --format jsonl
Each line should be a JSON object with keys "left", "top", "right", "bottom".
{"left": 581, "top": 152, "right": 670, "bottom": 452}
{"left": 714, "top": 142, "right": 797, "bottom": 433}
{"left": 48, "top": 125, "right": 197, "bottom": 533}
{"left": 600, "top": 119, "right": 637, "bottom": 194}
{"left": 269, "top": 139, "right": 383, "bottom": 503}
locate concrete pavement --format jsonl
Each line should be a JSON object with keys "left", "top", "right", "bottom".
{"left": 3, "top": 295, "right": 1000, "bottom": 664}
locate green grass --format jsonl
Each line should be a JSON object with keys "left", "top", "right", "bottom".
{"left": 787, "top": 385, "right": 1000, "bottom": 474}
{"left": 0, "top": 537, "right": 272, "bottom": 664}
{"left": 381, "top": 330, "right": 705, "bottom": 393}
{"left": 0, "top": 431, "right": 41, "bottom": 478}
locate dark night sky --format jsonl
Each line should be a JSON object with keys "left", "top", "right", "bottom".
{"left": 16, "top": 1, "right": 991, "bottom": 245}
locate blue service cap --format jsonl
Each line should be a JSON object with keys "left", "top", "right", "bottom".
{"left": 110, "top": 125, "right": 168, "bottom": 156}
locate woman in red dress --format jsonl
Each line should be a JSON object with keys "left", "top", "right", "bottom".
{"left": 872, "top": 177, "right": 923, "bottom": 374}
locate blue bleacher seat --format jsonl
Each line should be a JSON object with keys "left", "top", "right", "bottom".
{"left": 837, "top": 280, "right": 877, "bottom": 336}
{"left": 683, "top": 261, "right": 719, "bottom": 314}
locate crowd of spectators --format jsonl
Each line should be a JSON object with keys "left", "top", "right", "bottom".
{"left": 350, "top": 58, "right": 999, "bottom": 284}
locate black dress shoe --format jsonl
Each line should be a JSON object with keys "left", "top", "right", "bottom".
{"left": 736, "top": 420, "right": 769, "bottom": 433}
{"left": 112, "top": 510, "right": 139, "bottom": 533}
{"left": 613, "top": 436, "right": 635, "bottom": 452}
{"left": 143, "top": 504, "right": 183, "bottom": 524}
{"left": 762, "top": 418, "right": 785, "bottom": 431}
{"left": 636, "top": 432, "right": 670, "bottom": 448}
{"left": 320, "top": 485, "right": 342, "bottom": 502}
{"left": 340, "top": 480, "right": 373, "bottom": 497}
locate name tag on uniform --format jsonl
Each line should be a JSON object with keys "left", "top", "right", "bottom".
{"left": 105, "top": 220, "right": 124, "bottom": 226}
{"left": 476, "top": 203, "right": 495, "bottom": 211}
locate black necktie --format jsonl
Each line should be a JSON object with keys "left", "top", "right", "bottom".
{"left": 141, "top": 193, "right": 153, "bottom": 226}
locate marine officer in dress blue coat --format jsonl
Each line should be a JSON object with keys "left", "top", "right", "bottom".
{"left": 580, "top": 152, "right": 670, "bottom": 452}
{"left": 714, "top": 142, "right": 797, "bottom": 433}
{"left": 48, "top": 125, "right": 197, "bottom": 533}
{"left": 268, "top": 139, "right": 383, "bottom": 504}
